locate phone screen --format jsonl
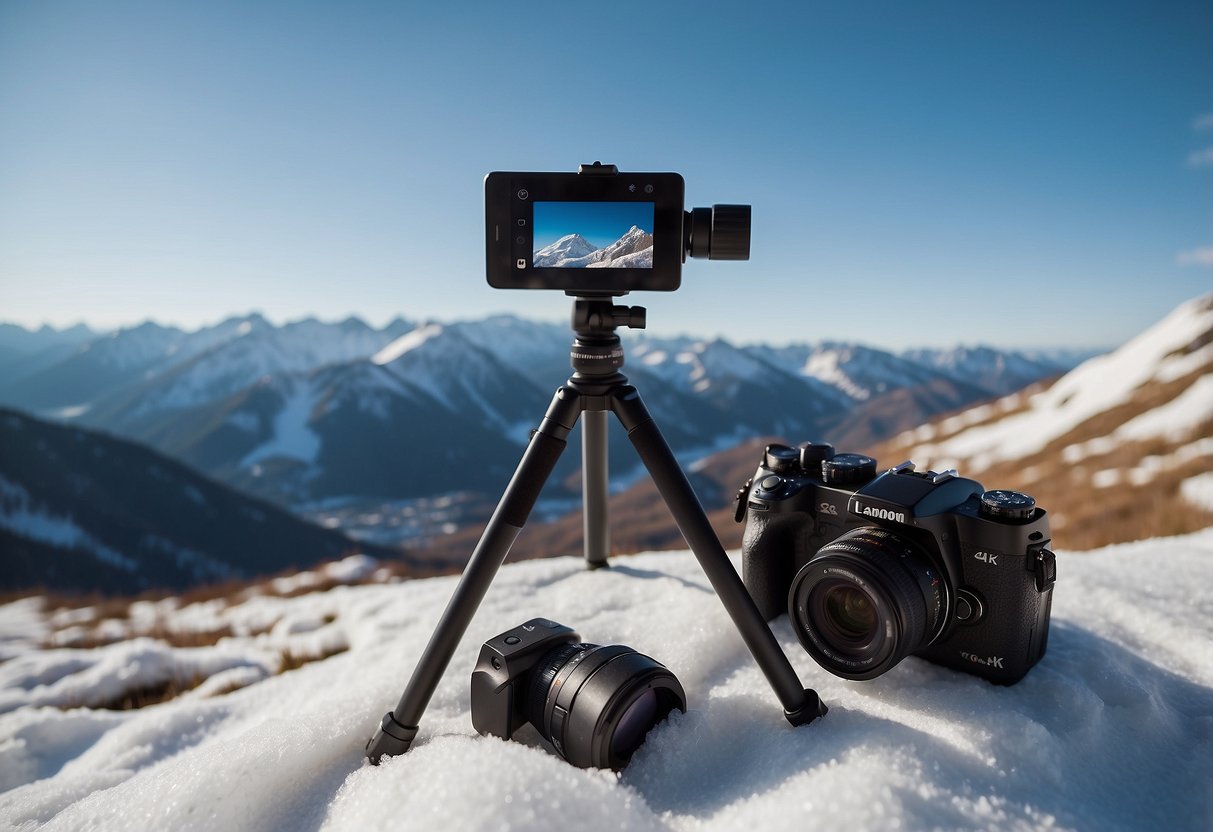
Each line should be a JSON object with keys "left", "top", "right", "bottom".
{"left": 532, "top": 202, "right": 654, "bottom": 269}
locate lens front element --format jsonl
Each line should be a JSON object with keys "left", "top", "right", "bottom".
{"left": 611, "top": 687, "right": 659, "bottom": 758}
{"left": 820, "top": 582, "right": 879, "bottom": 643}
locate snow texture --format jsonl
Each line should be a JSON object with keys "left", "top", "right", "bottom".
{"left": 371, "top": 323, "right": 444, "bottom": 366}
{"left": 2, "top": 532, "right": 1211, "bottom": 831}
{"left": 1181, "top": 472, "right": 1213, "bottom": 511}
{"left": 239, "top": 380, "right": 321, "bottom": 468}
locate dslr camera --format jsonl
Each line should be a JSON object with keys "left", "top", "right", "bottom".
{"left": 738, "top": 443, "right": 1056, "bottom": 684}
{"left": 470, "top": 618, "right": 686, "bottom": 770}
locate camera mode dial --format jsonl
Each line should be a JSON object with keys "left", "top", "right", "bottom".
{"left": 764, "top": 444, "right": 800, "bottom": 474}
{"left": 822, "top": 453, "right": 877, "bottom": 485}
{"left": 979, "top": 489, "right": 1036, "bottom": 521}
{"left": 798, "top": 441, "right": 835, "bottom": 473}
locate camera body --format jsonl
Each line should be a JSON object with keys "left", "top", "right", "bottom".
{"left": 485, "top": 163, "right": 749, "bottom": 295}
{"left": 470, "top": 618, "right": 580, "bottom": 740}
{"left": 739, "top": 443, "right": 1056, "bottom": 685}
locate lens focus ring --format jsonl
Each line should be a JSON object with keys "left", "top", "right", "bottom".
{"left": 524, "top": 642, "right": 686, "bottom": 770}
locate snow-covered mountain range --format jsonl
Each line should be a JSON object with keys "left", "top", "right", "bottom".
{"left": 534, "top": 226, "right": 654, "bottom": 268}
{"left": 0, "top": 311, "right": 1088, "bottom": 542}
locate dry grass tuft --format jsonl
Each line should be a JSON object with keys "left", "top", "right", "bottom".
{"left": 277, "top": 645, "right": 348, "bottom": 674}
{"left": 81, "top": 673, "right": 208, "bottom": 711}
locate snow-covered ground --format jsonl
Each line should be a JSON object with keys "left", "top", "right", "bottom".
{"left": 2, "top": 531, "right": 1212, "bottom": 831}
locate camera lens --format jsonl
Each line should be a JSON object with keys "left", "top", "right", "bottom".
{"left": 685, "top": 205, "right": 751, "bottom": 260}
{"left": 525, "top": 642, "right": 685, "bottom": 770}
{"left": 789, "top": 527, "right": 948, "bottom": 680}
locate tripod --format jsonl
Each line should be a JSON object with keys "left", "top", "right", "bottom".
{"left": 366, "top": 298, "right": 826, "bottom": 763}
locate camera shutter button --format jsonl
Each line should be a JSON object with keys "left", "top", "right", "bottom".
{"left": 759, "top": 475, "right": 783, "bottom": 492}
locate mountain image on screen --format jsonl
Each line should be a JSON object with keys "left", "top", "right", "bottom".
{"left": 533, "top": 225, "right": 654, "bottom": 268}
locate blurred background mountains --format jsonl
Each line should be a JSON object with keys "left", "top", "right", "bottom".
{"left": 2, "top": 291, "right": 1210, "bottom": 595}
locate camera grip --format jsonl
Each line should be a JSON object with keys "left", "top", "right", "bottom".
{"left": 741, "top": 515, "right": 796, "bottom": 622}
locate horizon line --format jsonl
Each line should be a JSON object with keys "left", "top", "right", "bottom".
{"left": 0, "top": 313, "right": 1115, "bottom": 355}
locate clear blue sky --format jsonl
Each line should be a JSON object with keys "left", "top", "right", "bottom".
{"left": 533, "top": 202, "right": 654, "bottom": 250}
{"left": 1, "top": 1, "right": 1210, "bottom": 350}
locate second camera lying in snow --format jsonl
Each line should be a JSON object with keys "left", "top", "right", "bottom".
{"left": 470, "top": 618, "right": 686, "bottom": 770}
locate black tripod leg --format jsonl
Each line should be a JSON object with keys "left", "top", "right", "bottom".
{"left": 581, "top": 409, "right": 610, "bottom": 569}
{"left": 365, "top": 387, "right": 581, "bottom": 763}
{"left": 611, "top": 385, "right": 827, "bottom": 726}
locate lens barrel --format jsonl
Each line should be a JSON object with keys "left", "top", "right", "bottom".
{"left": 525, "top": 642, "right": 685, "bottom": 770}
{"left": 685, "top": 205, "right": 751, "bottom": 261}
{"left": 788, "top": 527, "right": 948, "bottom": 680}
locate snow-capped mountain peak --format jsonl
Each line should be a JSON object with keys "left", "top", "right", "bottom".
{"left": 533, "top": 234, "right": 597, "bottom": 266}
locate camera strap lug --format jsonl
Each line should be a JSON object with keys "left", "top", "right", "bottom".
{"left": 734, "top": 478, "right": 753, "bottom": 523}
{"left": 1031, "top": 547, "right": 1057, "bottom": 592}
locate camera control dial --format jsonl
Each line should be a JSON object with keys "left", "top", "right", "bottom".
{"left": 798, "top": 441, "right": 835, "bottom": 473}
{"left": 822, "top": 453, "right": 877, "bottom": 486}
{"left": 764, "top": 444, "right": 800, "bottom": 474}
{"left": 979, "top": 490, "right": 1036, "bottom": 521}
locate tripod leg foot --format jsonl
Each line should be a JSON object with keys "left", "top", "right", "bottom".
{"left": 784, "top": 690, "right": 829, "bottom": 726}
{"left": 367, "top": 712, "right": 419, "bottom": 763}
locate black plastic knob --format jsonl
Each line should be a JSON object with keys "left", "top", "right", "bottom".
{"left": 979, "top": 490, "right": 1037, "bottom": 521}
{"left": 798, "top": 441, "right": 835, "bottom": 473}
{"left": 707, "top": 204, "right": 751, "bottom": 260}
{"left": 764, "top": 444, "right": 799, "bottom": 474}
{"left": 822, "top": 453, "right": 877, "bottom": 485}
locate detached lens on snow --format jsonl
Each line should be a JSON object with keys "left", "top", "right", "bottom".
{"left": 526, "top": 642, "right": 685, "bottom": 770}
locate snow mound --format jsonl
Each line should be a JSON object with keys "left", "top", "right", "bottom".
{"left": 2, "top": 531, "right": 1212, "bottom": 831}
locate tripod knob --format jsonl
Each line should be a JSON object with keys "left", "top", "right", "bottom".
{"left": 572, "top": 300, "right": 647, "bottom": 332}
